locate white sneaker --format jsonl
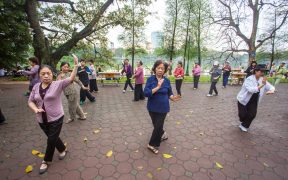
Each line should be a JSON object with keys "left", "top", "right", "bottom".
{"left": 206, "top": 94, "right": 213, "bottom": 97}
{"left": 239, "top": 124, "right": 248, "bottom": 132}
{"left": 122, "top": 90, "right": 126, "bottom": 93}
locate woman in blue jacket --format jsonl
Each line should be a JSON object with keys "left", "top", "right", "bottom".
{"left": 144, "top": 60, "right": 181, "bottom": 154}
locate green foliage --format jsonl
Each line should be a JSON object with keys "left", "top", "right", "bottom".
{"left": 0, "top": 0, "right": 31, "bottom": 68}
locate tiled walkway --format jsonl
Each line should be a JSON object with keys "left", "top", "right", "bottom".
{"left": 0, "top": 83, "right": 287, "bottom": 180}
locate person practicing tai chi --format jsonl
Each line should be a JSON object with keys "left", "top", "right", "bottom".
{"left": 173, "top": 61, "right": 184, "bottom": 96}
{"left": 133, "top": 60, "right": 145, "bottom": 101}
{"left": 192, "top": 63, "right": 201, "bottom": 90}
{"left": 237, "top": 64, "right": 275, "bottom": 132}
{"left": 57, "top": 62, "right": 87, "bottom": 123}
{"left": 28, "top": 54, "right": 79, "bottom": 174}
{"left": 144, "top": 60, "right": 181, "bottom": 154}
{"left": 207, "top": 61, "right": 222, "bottom": 97}
{"left": 121, "top": 59, "right": 134, "bottom": 93}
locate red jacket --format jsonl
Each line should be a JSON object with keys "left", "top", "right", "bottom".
{"left": 174, "top": 67, "right": 184, "bottom": 78}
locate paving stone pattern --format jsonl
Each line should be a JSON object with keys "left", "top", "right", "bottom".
{"left": 0, "top": 83, "right": 287, "bottom": 180}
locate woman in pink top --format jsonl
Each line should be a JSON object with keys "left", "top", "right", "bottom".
{"left": 28, "top": 54, "right": 79, "bottom": 174}
{"left": 133, "top": 61, "right": 145, "bottom": 101}
{"left": 173, "top": 61, "right": 184, "bottom": 96}
{"left": 192, "top": 63, "right": 201, "bottom": 89}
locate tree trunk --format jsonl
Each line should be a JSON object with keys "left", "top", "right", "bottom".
{"left": 169, "top": 0, "right": 178, "bottom": 62}
{"left": 183, "top": 4, "right": 191, "bottom": 75}
{"left": 197, "top": 3, "right": 201, "bottom": 65}
{"left": 25, "top": 0, "right": 51, "bottom": 65}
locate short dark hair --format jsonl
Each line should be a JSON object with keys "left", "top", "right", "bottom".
{"left": 60, "top": 61, "right": 70, "bottom": 69}
{"left": 124, "top": 59, "right": 129, "bottom": 62}
{"left": 139, "top": 61, "right": 143, "bottom": 65}
{"left": 178, "top": 61, "right": 183, "bottom": 67}
{"left": 28, "top": 57, "right": 39, "bottom": 65}
{"left": 89, "top": 59, "right": 94, "bottom": 63}
{"left": 152, "top": 60, "right": 168, "bottom": 74}
{"left": 39, "top": 64, "right": 53, "bottom": 74}
{"left": 80, "top": 59, "right": 86, "bottom": 62}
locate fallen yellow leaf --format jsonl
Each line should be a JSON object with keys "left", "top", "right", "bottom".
{"left": 147, "top": 172, "right": 153, "bottom": 179}
{"left": 137, "top": 166, "right": 143, "bottom": 170}
{"left": 38, "top": 153, "right": 45, "bottom": 158}
{"left": 215, "top": 162, "right": 223, "bottom": 169}
{"left": 163, "top": 154, "right": 173, "bottom": 159}
{"left": 193, "top": 147, "right": 198, "bottom": 150}
{"left": 199, "top": 132, "right": 204, "bottom": 136}
{"left": 32, "top": 150, "right": 40, "bottom": 155}
{"left": 176, "top": 121, "right": 181, "bottom": 125}
{"left": 157, "top": 167, "right": 162, "bottom": 171}
{"left": 25, "top": 165, "right": 33, "bottom": 173}
{"left": 245, "top": 154, "right": 249, "bottom": 159}
{"left": 93, "top": 130, "right": 100, "bottom": 134}
{"left": 83, "top": 137, "right": 88, "bottom": 142}
{"left": 263, "top": 162, "right": 269, "bottom": 167}
{"left": 135, "top": 150, "right": 139, "bottom": 153}
{"left": 173, "top": 147, "right": 177, "bottom": 149}
{"left": 106, "top": 150, "right": 113, "bottom": 157}
{"left": 64, "top": 142, "right": 68, "bottom": 147}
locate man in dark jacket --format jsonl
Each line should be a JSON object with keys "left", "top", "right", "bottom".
{"left": 121, "top": 59, "right": 134, "bottom": 93}
{"left": 78, "top": 59, "right": 95, "bottom": 105}
{"left": 0, "top": 108, "right": 6, "bottom": 125}
{"left": 245, "top": 61, "right": 257, "bottom": 78}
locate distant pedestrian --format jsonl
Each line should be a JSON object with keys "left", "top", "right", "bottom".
{"left": 237, "top": 64, "right": 275, "bottom": 132}
{"left": 77, "top": 59, "right": 96, "bottom": 105}
{"left": 144, "top": 60, "right": 181, "bottom": 154}
{"left": 245, "top": 61, "right": 257, "bottom": 78}
{"left": 121, "top": 59, "right": 134, "bottom": 93}
{"left": 133, "top": 61, "right": 145, "bottom": 101}
{"left": 222, "top": 61, "right": 231, "bottom": 88}
{"left": 88, "top": 60, "right": 98, "bottom": 93}
{"left": 207, "top": 61, "right": 222, "bottom": 97}
{"left": 19, "top": 57, "right": 40, "bottom": 97}
{"left": 192, "top": 63, "right": 201, "bottom": 90}
{"left": 28, "top": 54, "right": 79, "bottom": 174}
{"left": 174, "top": 61, "right": 184, "bottom": 96}
{"left": 273, "top": 62, "right": 286, "bottom": 88}
{"left": 57, "top": 62, "right": 87, "bottom": 123}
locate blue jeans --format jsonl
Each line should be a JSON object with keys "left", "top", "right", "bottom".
{"left": 223, "top": 74, "right": 229, "bottom": 87}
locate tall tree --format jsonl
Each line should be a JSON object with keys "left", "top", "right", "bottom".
{"left": 213, "top": 0, "right": 288, "bottom": 63}
{"left": 24, "top": 0, "right": 150, "bottom": 67}
{"left": 0, "top": 0, "right": 31, "bottom": 68}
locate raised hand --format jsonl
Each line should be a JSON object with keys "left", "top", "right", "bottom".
{"left": 266, "top": 90, "right": 275, "bottom": 95}
{"left": 72, "top": 54, "right": 78, "bottom": 66}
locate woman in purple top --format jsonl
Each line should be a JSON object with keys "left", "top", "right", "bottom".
{"left": 133, "top": 61, "right": 145, "bottom": 101}
{"left": 192, "top": 63, "right": 201, "bottom": 90}
{"left": 28, "top": 54, "right": 79, "bottom": 174}
{"left": 20, "top": 57, "right": 40, "bottom": 96}
{"left": 121, "top": 59, "right": 134, "bottom": 93}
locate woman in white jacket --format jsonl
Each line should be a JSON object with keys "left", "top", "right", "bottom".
{"left": 237, "top": 64, "right": 275, "bottom": 132}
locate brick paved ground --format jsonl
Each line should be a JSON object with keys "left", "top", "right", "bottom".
{"left": 0, "top": 82, "right": 287, "bottom": 180}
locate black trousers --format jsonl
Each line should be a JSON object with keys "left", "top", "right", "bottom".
{"left": 39, "top": 116, "right": 66, "bottom": 162}
{"left": 0, "top": 108, "right": 6, "bottom": 123}
{"left": 175, "top": 79, "right": 183, "bottom": 96}
{"left": 238, "top": 101, "right": 258, "bottom": 128}
{"left": 149, "top": 111, "right": 167, "bottom": 147}
{"left": 124, "top": 76, "right": 134, "bottom": 90}
{"left": 89, "top": 79, "right": 98, "bottom": 92}
{"left": 80, "top": 85, "right": 95, "bottom": 102}
{"left": 134, "top": 84, "right": 145, "bottom": 101}
{"left": 193, "top": 75, "right": 200, "bottom": 88}
{"left": 209, "top": 82, "right": 218, "bottom": 95}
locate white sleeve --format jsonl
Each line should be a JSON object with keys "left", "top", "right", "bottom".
{"left": 264, "top": 81, "right": 275, "bottom": 92}
{"left": 244, "top": 78, "right": 259, "bottom": 93}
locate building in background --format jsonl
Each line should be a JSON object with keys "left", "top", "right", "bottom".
{"left": 151, "top": 31, "right": 164, "bottom": 49}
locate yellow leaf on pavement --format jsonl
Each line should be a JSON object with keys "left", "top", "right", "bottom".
{"left": 106, "top": 150, "right": 113, "bottom": 157}
{"left": 176, "top": 121, "right": 181, "bottom": 125}
{"left": 32, "top": 150, "right": 40, "bottom": 155}
{"left": 25, "top": 165, "right": 33, "bottom": 173}
{"left": 163, "top": 154, "right": 173, "bottom": 159}
{"left": 93, "top": 129, "right": 100, "bottom": 134}
{"left": 83, "top": 137, "right": 88, "bottom": 142}
{"left": 263, "top": 162, "right": 269, "bottom": 167}
{"left": 157, "top": 167, "right": 162, "bottom": 171}
{"left": 137, "top": 166, "right": 143, "bottom": 170}
{"left": 147, "top": 172, "right": 153, "bottom": 179}
{"left": 64, "top": 142, "right": 68, "bottom": 147}
{"left": 215, "top": 162, "right": 223, "bottom": 169}
{"left": 173, "top": 147, "right": 177, "bottom": 149}
{"left": 199, "top": 132, "right": 204, "bottom": 136}
{"left": 38, "top": 153, "right": 45, "bottom": 158}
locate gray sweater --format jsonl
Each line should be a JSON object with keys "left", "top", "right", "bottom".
{"left": 210, "top": 67, "right": 222, "bottom": 82}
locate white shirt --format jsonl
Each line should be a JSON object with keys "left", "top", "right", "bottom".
{"left": 237, "top": 75, "right": 275, "bottom": 106}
